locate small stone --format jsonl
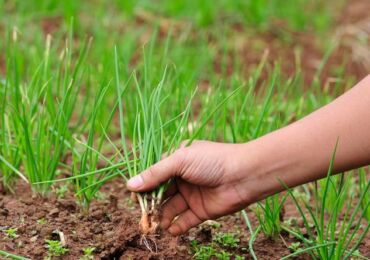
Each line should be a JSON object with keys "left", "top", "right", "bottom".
{"left": 30, "top": 235, "right": 38, "bottom": 242}
{"left": 177, "top": 245, "right": 187, "bottom": 252}
{"left": 49, "top": 208, "right": 59, "bottom": 217}
{"left": 105, "top": 231, "right": 114, "bottom": 238}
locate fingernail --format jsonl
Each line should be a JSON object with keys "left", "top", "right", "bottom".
{"left": 127, "top": 175, "right": 144, "bottom": 189}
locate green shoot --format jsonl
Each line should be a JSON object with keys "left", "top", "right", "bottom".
{"left": 253, "top": 194, "right": 287, "bottom": 239}
{"left": 0, "top": 250, "right": 30, "bottom": 260}
{"left": 359, "top": 168, "right": 370, "bottom": 222}
{"left": 79, "top": 247, "right": 96, "bottom": 260}
{"left": 214, "top": 232, "right": 240, "bottom": 248}
{"left": 115, "top": 45, "right": 196, "bottom": 234}
{"left": 2, "top": 228, "right": 19, "bottom": 239}
{"left": 45, "top": 240, "right": 69, "bottom": 257}
{"left": 281, "top": 142, "right": 370, "bottom": 260}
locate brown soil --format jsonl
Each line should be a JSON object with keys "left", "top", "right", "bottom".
{"left": 1, "top": 179, "right": 369, "bottom": 259}
{"left": 0, "top": 180, "right": 185, "bottom": 259}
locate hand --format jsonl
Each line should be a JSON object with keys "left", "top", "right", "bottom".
{"left": 127, "top": 140, "right": 252, "bottom": 236}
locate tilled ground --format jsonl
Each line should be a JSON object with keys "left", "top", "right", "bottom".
{"left": 0, "top": 179, "right": 369, "bottom": 259}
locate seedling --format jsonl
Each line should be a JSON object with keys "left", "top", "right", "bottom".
{"left": 288, "top": 242, "right": 301, "bottom": 252}
{"left": 214, "top": 232, "right": 239, "bottom": 248}
{"left": 253, "top": 194, "right": 287, "bottom": 239}
{"left": 37, "top": 218, "right": 47, "bottom": 225}
{"left": 55, "top": 185, "right": 69, "bottom": 199}
{"left": 45, "top": 239, "right": 69, "bottom": 257}
{"left": 80, "top": 247, "right": 96, "bottom": 260}
{"left": 191, "top": 239, "right": 239, "bottom": 260}
{"left": 3, "top": 227, "right": 19, "bottom": 239}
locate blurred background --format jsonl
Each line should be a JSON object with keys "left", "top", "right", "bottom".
{"left": 1, "top": 0, "right": 369, "bottom": 85}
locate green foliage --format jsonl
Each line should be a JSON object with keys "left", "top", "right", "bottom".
{"left": 191, "top": 241, "right": 234, "bottom": 260}
{"left": 36, "top": 218, "right": 47, "bottom": 225}
{"left": 0, "top": 250, "right": 30, "bottom": 260}
{"left": 254, "top": 194, "right": 287, "bottom": 239}
{"left": 288, "top": 242, "right": 301, "bottom": 252}
{"left": 3, "top": 228, "right": 19, "bottom": 239}
{"left": 55, "top": 185, "right": 69, "bottom": 199}
{"left": 191, "top": 233, "right": 244, "bottom": 260}
{"left": 214, "top": 232, "right": 239, "bottom": 248}
{"left": 79, "top": 247, "right": 96, "bottom": 260}
{"left": 359, "top": 168, "right": 370, "bottom": 222}
{"left": 282, "top": 144, "right": 370, "bottom": 260}
{"left": 0, "top": 2, "right": 368, "bottom": 259}
{"left": 45, "top": 240, "right": 69, "bottom": 257}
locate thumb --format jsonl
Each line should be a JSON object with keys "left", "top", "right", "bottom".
{"left": 127, "top": 151, "right": 183, "bottom": 192}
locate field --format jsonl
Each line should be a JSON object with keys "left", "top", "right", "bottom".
{"left": 0, "top": 0, "right": 369, "bottom": 259}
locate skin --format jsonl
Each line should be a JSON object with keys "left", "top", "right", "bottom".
{"left": 127, "top": 74, "right": 370, "bottom": 236}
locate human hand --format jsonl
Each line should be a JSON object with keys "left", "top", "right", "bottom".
{"left": 127, "top": 140, "right": 253, "bottom": 236}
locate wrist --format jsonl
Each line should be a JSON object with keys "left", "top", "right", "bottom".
{"left": 228, "top": 133, "right": 303, "bottom": 205}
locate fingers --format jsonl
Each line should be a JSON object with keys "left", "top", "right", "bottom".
{"left": 127, "top": 150, "right": 184, "bottom": 192}
{"left": 160, "top": 193, "right": 188, "bottom": 229}
{"left": 179, "top": 140, "right": 189, "bottom": 149}
{"left": 162, "top": 181, "right": 178, "bottom": 200}
{"left": 168, "top": 209, "right": 203, "bottom": 236}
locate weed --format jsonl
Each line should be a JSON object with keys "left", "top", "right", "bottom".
{"left": 55, "top": 185, "right": 69, "bottom": 199}
{"left": 190, "top": 240, "right": 240, "bottom": 260}
{"left": 79, "top": 247, "right": 96, "bottom": 260}
{"left": 37, "top": 218, "right": 47, "bottom": 225}
{"left": 288, "top": 242, "right": 301, "bottom": 252}
{"left": 214, "top": 232, "right": 239, "bottom": 248}
{"left": 3, "top": 228, "right": 19, "bottom": 239}
{"left": 45, "top": 240, "right": 69, "bottom": 257}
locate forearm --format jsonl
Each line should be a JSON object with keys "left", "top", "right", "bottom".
{"left": 234, "top": 75, "right": 370, "bottom": 204}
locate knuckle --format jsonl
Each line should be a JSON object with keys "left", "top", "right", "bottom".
{"left": 173, "top": 148, "right": 188, "bottom": 172}
{"left": 145, "top": 166, "right": 157, "bottom": 183}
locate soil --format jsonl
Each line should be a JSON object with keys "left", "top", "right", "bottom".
{"left": 1, "top": 179, "right": 369, "bottom": 259}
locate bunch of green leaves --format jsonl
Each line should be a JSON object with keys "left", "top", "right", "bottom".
{"left": 45, "top": 240, "right": 69, "bottom": 257}
{"left": 253, "top": 194, "right": 287, "bottom": 239}
{"left": 359, "top": 168, "right": 370, "bottom": 222}
{"left": 115, "top": 47, "right": 195, "bottom": 221}
{"left": 69, "top": 79, "right": 118, "bottom": 212}
{"left": 1, "top": 26, "right": 91, "bottom": 195}
{"left": 0, "top": 70, "right": 24, "bottom": 192}
{"left": 314, "top": 173, "right": 354, "bottom": 214}
{"left": 282, "top": 144, "right": 370, "bottom": 260}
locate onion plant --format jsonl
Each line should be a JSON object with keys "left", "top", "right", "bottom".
{"left": 115, "top": 46, "right": 240, "bottom": 237}
{"left": 314, "top": 173, "right": 354, "bottom": 213}
{"left": 282, "top": 143, "right": 370, "bottom": 260}
{"left": 0, "top": 75, "right": 25, "bottom": 192}
{"left": 253, "top": 194, "right": 287, "bottom": 239}
{"left": 359, "top": 167, "right": 370, "bottom": 222}
{"left": 115, "top": 57, "right": 194, "bottom": 235}
{"left": 70, "top": 80, "right": 118, "bottom": 212}
{"left": 8, "top": 32, "right": 91, "bottom": 195}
